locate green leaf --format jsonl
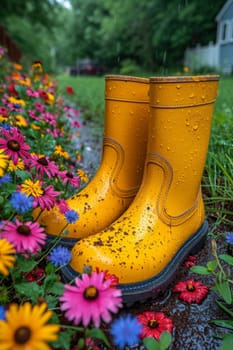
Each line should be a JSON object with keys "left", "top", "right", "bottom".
{"left": 49, "top": 281, "right": 64, "bottom": 296}
{"left": 220, "top": 333, "right": 233, "bottom": 350}
{"left": 216, "top": 300, "right": 233, "bottom": 318}
{"left": 15, "top": 170, "right": 32, "bottom": 181}
{"left": 15, "top": 282, "right": 42, "bottom": 303}
{"left": 160, "top": 331, "right": 172, "bottom": 350}
{"left": 86, "top": 328, "right": 110, "bottom": 347}
{"left": 206, "top": 260, "right": 218, "bottom": 272}
{"left": 214, "top": 281, "right": 232, "bottom": 304}
{"left": 219, "top": 254, "right": 233, "bottom": 266}
{"left": 190, "top": 265, "right": 211, "bottom": 275}
{"left": 15, "top": 254, "right": 37, "bottom": 272}
{"left": 143, "top": 337, "right": 160, "bottom": 350}
{"left": 52, "top": 329, "right": 74, "bottom": 350}
{"left": 45, "top": 262, "right": 55, "bottom": 274}
{"left": 44, "top": 273, "right": 58, "bottom": 290}
{"left": 210, "top": 320, "right": 233, "bottom": 330}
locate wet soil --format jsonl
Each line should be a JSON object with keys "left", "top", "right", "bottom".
{"left": 74, "top": 120, "right": 230, "bottom": 350}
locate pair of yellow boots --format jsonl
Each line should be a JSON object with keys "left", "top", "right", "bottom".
{"left": 39, "top": 74, "right": 219, "bottom": 303}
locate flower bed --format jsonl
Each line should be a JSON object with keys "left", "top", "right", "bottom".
{"left": 0, "top": 47, "right": 232, "bottom": 350}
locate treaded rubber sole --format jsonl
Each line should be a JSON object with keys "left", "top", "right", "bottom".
{"left": 61, "top": 221, "right": 208, "bottom": 305}
{"left": 45, "top": 233, "right": 78, "bottom": 248}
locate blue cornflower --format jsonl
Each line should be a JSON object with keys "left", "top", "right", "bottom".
{"left": 49, "top": 245, "right": 72, "bottom": 267}
{"left": 0, "top": 123, "right": 11, "bottom": 131}
{"left": 65, "top": 210, "right": 79, "bottom": 224}
{"left": 0, "top": 305, "right": 6, "bottom": 320}
{"left": 0, "top": 174, "right": 12, "bottom": 186}
{"left": 226, "top": 232, "right": 233, "bottom": 245}
{"left": 109, "top": 314, "right": 142, "bottom": 349}
{"left": 10, "top": 191, "right": 34, "bottom": 214}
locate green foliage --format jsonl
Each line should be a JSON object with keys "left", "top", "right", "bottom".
{"left": 143, "top": 331, "right": 172, "bottom": 350}
{"left": 191, "top": 239, "right": 233, "bottom": 346}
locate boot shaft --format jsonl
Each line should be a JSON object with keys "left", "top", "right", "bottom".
{"left": 147, "top": 75, "right": 219, "bottom": 217}
{"left": 103, "top": 75, "right": 150, "bottom": 192}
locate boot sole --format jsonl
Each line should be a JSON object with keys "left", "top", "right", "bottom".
{"left": 61, "top": 220, "right": 208, "bottom": 305}
{"left": 45, "top": 234, "right": 78, "bottom": 248}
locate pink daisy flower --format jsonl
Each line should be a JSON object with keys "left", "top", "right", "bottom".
{"left": 60, "top": 271, "right": 123, "bottom": 328}
{"left": 34, "top": 101, "right": 45, "bottom": 112}
{"left": 0, "top": 127, "right": 31, "bottom": 165}
{"left": 59, "top": 170, "right": 80, "bottom": 188}
{"left": 173, "top": 278, "right": 209, "bottom": 304}
{"left": 28, "top": 109, "right": 40, "bottom": 120}
{"left": 0, "top": 218, "right": 46, "bottom": 254}
{"left": 26, "top": 88, "right": 40, "bottom": 98}
{"left": 57, "top": 198, "right": 70, "bottom": 214}
{"left": 43, "top": 111, "right": 56, "bottom": 127}
{"left": 28, "top": 154, "right": 59, "bottom": 178}
{"left": 33, "top": 184, "right": 61, "bottom": 210}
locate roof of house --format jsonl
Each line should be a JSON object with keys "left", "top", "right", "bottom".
{"left": 216, "top": 0, "right": 233, "bottom": 21}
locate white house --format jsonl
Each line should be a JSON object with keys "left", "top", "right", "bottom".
{"left": 184, "top": 0, "right": 233, "bottom": 74}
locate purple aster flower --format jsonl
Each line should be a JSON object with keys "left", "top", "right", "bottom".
{"left": 0, "top": 305, "right": 6, "bottom": 320}
{"left": 0, "top": 174, "right": 12, "bottom": 186}
{"left": 65, "top": 210, "right": 79, "bottom": 224}
{"left": 226, "top": 232, "right": 233, "bottom": 245}
{"left": 10, "top": 191, "right": 34, "bottom": 214}
{"left": 49, "top": 245, "right": 72, "bottom": 267}
{"left": 109, "top": 314, "right": 142, "bottom": 349}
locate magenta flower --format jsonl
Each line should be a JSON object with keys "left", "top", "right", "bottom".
{"left": 57, "top": 198, "right": 70, "bottom": 214}
{"left": 59, "top": 170, "right": 80, "bottom": 188}
{"left": 0, "top": 218, "right": 46, "bottom": 254}
{"left": 173, "top": 279, "right": 209, "bottom": 304}
{"left": 34, "top": 101, "right": 45, "bottom": 112}
{"left": 33, "top": 184, "right": 61, "bottom": 210}
{"left": 0, "top": 127, "right": 31, "bottom": 165}
{"left": 60, "top": 271, "right": 123, "bottom": 328}
{"left": 43, "top": 111, "right": 56, "bottom": 127}
{"left": 28, "top": 154, "right": 58, "bottom": 178}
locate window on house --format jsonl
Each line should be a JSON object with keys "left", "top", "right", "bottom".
{"left": 221, "top": 22, "right": 228, "bottom": 41}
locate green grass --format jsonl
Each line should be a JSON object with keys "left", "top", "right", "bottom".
{"left": 57, "top": 74, "right": 233, "bottom": 228}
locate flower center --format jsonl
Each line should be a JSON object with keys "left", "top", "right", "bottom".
{"left": 84, "top": 285, "right": 99, "bottom": 300}
{"left": 187, "top": 283, "right": 195, "bottom": 291}
{"left": 7, "top": 140, "right": 20, "bottom": 151}
{"left": 148, "top": 319, "right": 158, "bottom": 328}
{"left": 66, "top": 172, "right": 73, "bottom": 178}
{"left": 17, "top": 225, "right": 31, "bottom": 236}
{"left": 37, "top": 157, "right": 48, "bottom": 166}
{"left": 14, "top": 326, "right": 31, "bottom": 344}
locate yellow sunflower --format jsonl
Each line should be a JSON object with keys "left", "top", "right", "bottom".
{"left": 54, "top": 145, "right": 69, "bottom": 160}
{"left": 8, "top": 158, "right": 25, "bottom": 172}
{"left": 8, "top": 96, "right": 26, "bottom": 107}
{"left": 21, "top": 179, "right": 43, "bottom": 197}
{"left": 0, "top": 302, "right": 60, "bottom": 350}
{"left": 0, "top": 238, "right": 15, "bottom": 276}
{"left": 77, "top": 169, "right": 89, "bottom": 183}
{"left": 13, "top": 115, "right": 28, "bottom": 127}
{"left": 0, "top": 149, "right": 9, "bottom": 177}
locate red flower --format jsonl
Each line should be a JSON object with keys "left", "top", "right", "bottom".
{"left": 173, "top": 279, "right": 209, "bottom": 304}
{"left": 22, "top": 266, "right": 45, "bottom": 285}
{"left": 137, "top": 311, "right": 174, "bottom": 341}
{"left": 95, "top": 267, "right": 119, "bottom": 287}
{"left": 183, "top": 255, "right": 197, "bottom": 268}
{"left": 8, "top": 83, "right": 18, "bottom": 96}
{"left": 66, "top": 85, "right": 74, "bottom": 95}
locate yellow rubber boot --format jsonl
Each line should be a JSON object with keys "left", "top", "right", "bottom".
{"left": 64, "top": 75, "right": 219, "bottom": 303}
{"left": 37, "top": 75, "right": 150, "bottom": 245}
